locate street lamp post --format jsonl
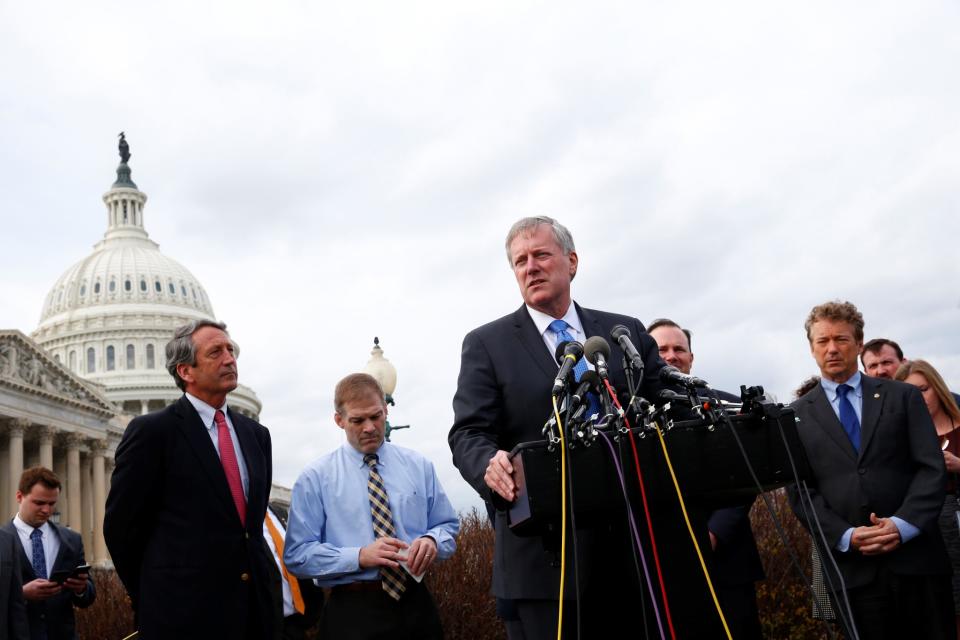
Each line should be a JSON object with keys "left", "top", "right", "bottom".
{"left": 363, "top": 337, "right": 409, "bottom": 441}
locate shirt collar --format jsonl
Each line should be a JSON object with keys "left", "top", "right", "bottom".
{"left": 13, "top": 513, "right": 50, "bottom": 538}
{"left": 185, "top": 392, "right": 228, "bottom": 428}
{"left": 820, "top": 371, "right": 863, "bottom": 398}
{"left": 344, "top": 441, "right": 388, "bottom": 468}
{"left": 525, "top": 302, "right": 584, "bottom": 340}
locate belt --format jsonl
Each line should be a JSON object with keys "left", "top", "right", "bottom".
{"left": 333, "top": 580, "right": 383, "bottom": 593}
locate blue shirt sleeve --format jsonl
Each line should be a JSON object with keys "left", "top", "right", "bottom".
{"left": 889, "top": 516, "right": 919, "bottom": 544}
{"left": 837, "top": 527, "right": 854, "bottom": 552}
{"left": 283, "top": 466, "right": 363, "bottom": 581}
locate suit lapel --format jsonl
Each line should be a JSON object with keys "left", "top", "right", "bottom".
{"left": 858, "top": 376, "right": 883, "bottom": 458}
{"left": 5, "top": 523, "right": 36, "bottom": 580}
{"left": 48, "top": 522, "right": 70, "bottom": 570}
{"left": 174, "top": 396, "right": 242, "bottom": 526}
{"left": 511, "top": 306, "right": 557, "bottom": 379}
{"left": 576, "top": 303, "right": 603, "bottom": 340}
{"left": 808, "top": 385, "right": 858, "bottom": 461}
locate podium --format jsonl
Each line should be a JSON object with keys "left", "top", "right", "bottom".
{"left": 507, "top": 405, "right": 811, "bottom": 536}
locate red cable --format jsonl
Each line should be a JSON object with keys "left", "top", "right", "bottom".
{"left": 603, "top": 379, "right": 677, "bottom": 640}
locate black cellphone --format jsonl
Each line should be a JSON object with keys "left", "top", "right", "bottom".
{"left": 48, "top": 564, "right": 91, "bottom": 584}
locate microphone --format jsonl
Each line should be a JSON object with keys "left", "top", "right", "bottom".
{"left": 571, "top": 370, "right": 600, "bottom": 408}
{"left": 583, "top": 336, "right": 611, "bottom": 380}
{"left": 569, "top": 370, "right": 600, "bottom": 422}
{"left": 610, "top": 324, "right": 645, "bottom": 371}
{"left": 553, "top": 340, "right": 584, "bottom": 395}
{"left": 658, "top": 365, "right": 708, "bottom": 388}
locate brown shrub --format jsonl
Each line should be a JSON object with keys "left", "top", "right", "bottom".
{"left": 75, "top": 567, "right": 136, "bottom": 638}
{"left": 750, "top": 489, "right": 836, "bottom": 640}
{"left": 427, "top": 508, "right": 505, "bottom": 640}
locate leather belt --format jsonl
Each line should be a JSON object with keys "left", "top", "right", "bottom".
{"left": 333, "top": 580, "right": 383, "bottom": 593}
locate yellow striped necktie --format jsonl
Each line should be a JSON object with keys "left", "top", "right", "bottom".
{"left": 364, "top": 453, "right": 407, "bottom": 600}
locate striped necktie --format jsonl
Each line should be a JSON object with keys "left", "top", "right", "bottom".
{"left": 364, "top": 453, "right": 407, "bottom": 600}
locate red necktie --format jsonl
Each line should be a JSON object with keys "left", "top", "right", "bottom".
{"left": 215, "top": 409, "right": 247, "bottom": 525}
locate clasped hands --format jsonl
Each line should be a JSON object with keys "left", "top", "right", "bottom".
{"left": 850, "top": 513, "right": 901, "bottom": 556}
{"left": 359, "top": 536, "right": 437, "bottom": 577}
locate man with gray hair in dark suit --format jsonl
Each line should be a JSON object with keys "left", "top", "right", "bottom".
{"left": 105, "top": 319, "right": 276, "bottom": 640}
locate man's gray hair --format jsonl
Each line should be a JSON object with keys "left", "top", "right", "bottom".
{"left": 504, "top": 216, "right": 576, "bottom": 264}
{"left": 166, "top": 319, "right": 233, "bottom": 391}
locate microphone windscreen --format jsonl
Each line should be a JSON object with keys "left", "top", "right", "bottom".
{"left": 555, "top": 340, "right": 584, "bottom": 365}
{"left": 610, "top": 324, "right": 631, "bottom": 341}
{"left": 583, "top": 336, "right": 611, "bottom": 365}
{"left": 578, "top": 369, "right": 600, "bottom": 386}
{"left": 658, "top": 365, "right": 680, "bottom": 381}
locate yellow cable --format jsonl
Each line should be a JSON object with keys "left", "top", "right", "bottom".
{"left": 652, "top": 420, "right": 732, "bottom": 640}
{"left": 552, "top": 395, "right": 567, "bottom": 640}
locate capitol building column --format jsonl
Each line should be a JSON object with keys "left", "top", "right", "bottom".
{"left": 7, "top": 418, "right": 28, "bottom": 516}
{"left": 65, "top": 433, "right": 83, "bottom": 530}
{"left": 91, "top": 440, "right": 108, "bottom": 564}
{"left": 81, "top": 453, "right": 93, "bottom": 552}
{"left": 38, "top": 425, "right": 55, "bottom": 469}
{"left": 53, "top": 455, "right": 68, "bottom": 523}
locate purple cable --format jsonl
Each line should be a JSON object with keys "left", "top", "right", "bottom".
{"left": 596, "top": 429, "right": 666, "bottom": 640}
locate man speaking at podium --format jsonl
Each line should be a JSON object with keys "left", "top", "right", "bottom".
{"left": 450, "top": 217, "right": 717, "bottom": 638}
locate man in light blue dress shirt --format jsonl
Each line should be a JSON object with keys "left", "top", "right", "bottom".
{"left": 284, "top": 373, "right": 459, "bottom": 640}
{"left": 788, "top": 300, "right": 953, "bottom": 639}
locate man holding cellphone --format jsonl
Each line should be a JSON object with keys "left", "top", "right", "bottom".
{"left": 1, "top": 467, "right": 95, "bottom": 640}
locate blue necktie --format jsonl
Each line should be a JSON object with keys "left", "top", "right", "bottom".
{"left": 836, "top": 384, "right": 861, "bottom": 452}
{"left": 549, "top": 319, "right": 588, "bottom": 380}
{"left": 549, "top": 319, "right": 600, "bottom": 418}
{"left": 30, "top": 528, "right": 47, "bottom": 579}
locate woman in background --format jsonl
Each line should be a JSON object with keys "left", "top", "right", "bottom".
{"left": 896, "top": 359, "right": 960, "bottom": 638}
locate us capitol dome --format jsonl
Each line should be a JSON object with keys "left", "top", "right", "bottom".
{"left": 31, "top": 135, "right": 262, "bottom": 419}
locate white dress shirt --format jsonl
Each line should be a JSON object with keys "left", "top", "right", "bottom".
{"left": 13, "top": 514, "right": 60, "bottom": 578}
{"left": 525, "top": 302, "right": 588, "bottom": 360}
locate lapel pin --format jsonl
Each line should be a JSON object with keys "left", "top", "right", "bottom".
{"left": 874, "top": 393, "right": 880, "bottom": 399}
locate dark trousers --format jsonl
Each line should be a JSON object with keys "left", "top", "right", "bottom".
{"left": 281, "top": 612, "right": 315, "bottom": 640}
{"left": 716, "top": 583, "right": 763, "bottom": 640}
{"left": 513, "top": 600, "right": 576, "bottom": 640}
{"left": 320, "top": 580, "right": 443, "bottom": 640}
{"left": 840, "top": 570, "right": 955, "bottom": 640}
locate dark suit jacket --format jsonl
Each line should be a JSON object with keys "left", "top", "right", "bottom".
{"left": 104, "top": 396, "right": 275, "bottom": 639}
{"left": 449, "top": 303, "right": 668, "bottom": 599}
{"left": 0, "top": 529, "right": 28, "bottom": 640}
{"left": 0, "top": 522, "right": 94, "bottom": 640}
{"left": 788, "top": 376, "right": 949, "bottom": 589}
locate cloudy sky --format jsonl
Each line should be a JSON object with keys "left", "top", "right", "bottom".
{"left": 2, "top": 1, "right": 958, "bottom": 512}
